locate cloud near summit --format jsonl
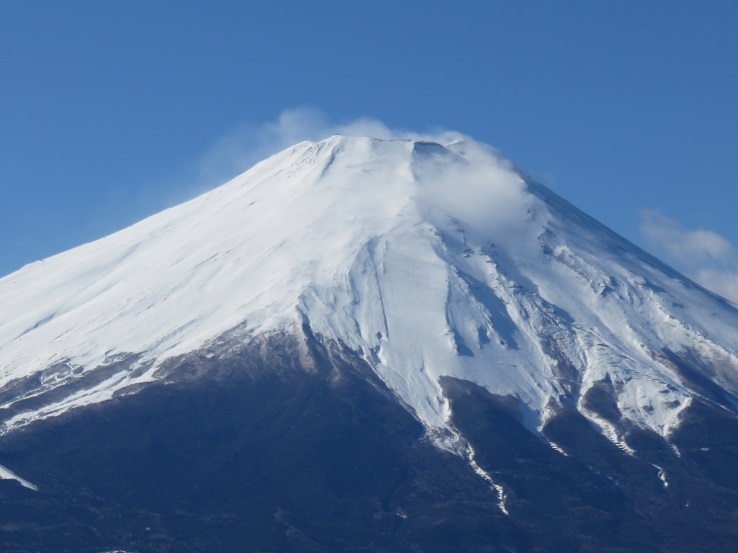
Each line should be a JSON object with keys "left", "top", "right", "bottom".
{"left": 640, "top": 209, "right": 738, "bottom": 304}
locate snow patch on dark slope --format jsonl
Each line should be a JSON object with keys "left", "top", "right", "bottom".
{"left": 0, "top": 462, "right": 37, "bottom": 491}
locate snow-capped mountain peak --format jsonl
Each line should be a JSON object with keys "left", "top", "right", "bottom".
{"left": 2, "top": 134, "right": 738, "bottom": 452}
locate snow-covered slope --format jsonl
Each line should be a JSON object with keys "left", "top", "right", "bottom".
{"left": 1, "top": 135, "right": 738, "bottom": 450}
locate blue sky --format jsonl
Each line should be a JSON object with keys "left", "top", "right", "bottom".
{"left": 2, "top": 1, "right": 737, "bottom": 300}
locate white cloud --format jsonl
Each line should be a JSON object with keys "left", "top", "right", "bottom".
{"left": 640, "top": 209, "right": 738, "bottom": 304}
{"left": 694, "top": 269, "right": 738, "bottom": 305}
{"left": 640, "top": 209, "right": 733, "bottom": 264}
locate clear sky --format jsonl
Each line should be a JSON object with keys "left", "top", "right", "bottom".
{"left": 2, "top": 1, "right": 737, "bottom": 300}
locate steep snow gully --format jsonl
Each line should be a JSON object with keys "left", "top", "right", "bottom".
{"left": 1, "top": 135, "right": 738, "bottom": 487}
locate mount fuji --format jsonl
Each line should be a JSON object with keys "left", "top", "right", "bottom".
{"left": 1, "top": 135, "right": 737, "bottom": 552}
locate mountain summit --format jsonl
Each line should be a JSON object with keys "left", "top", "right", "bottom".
{"left": 2, "top": 135, "right": 736, "bottom": 443}
{"left": 1, "top": 135, "right": 738, "bottom": 552}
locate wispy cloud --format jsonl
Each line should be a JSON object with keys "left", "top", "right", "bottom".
{"left": 640, "top": 210, "right": 733, "bottom": 264}
{"left": 640, "top": 209, "right": 738, "bottom": 304}
{"left": 693, "top": 269, "right": 738, "bottom": 305}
